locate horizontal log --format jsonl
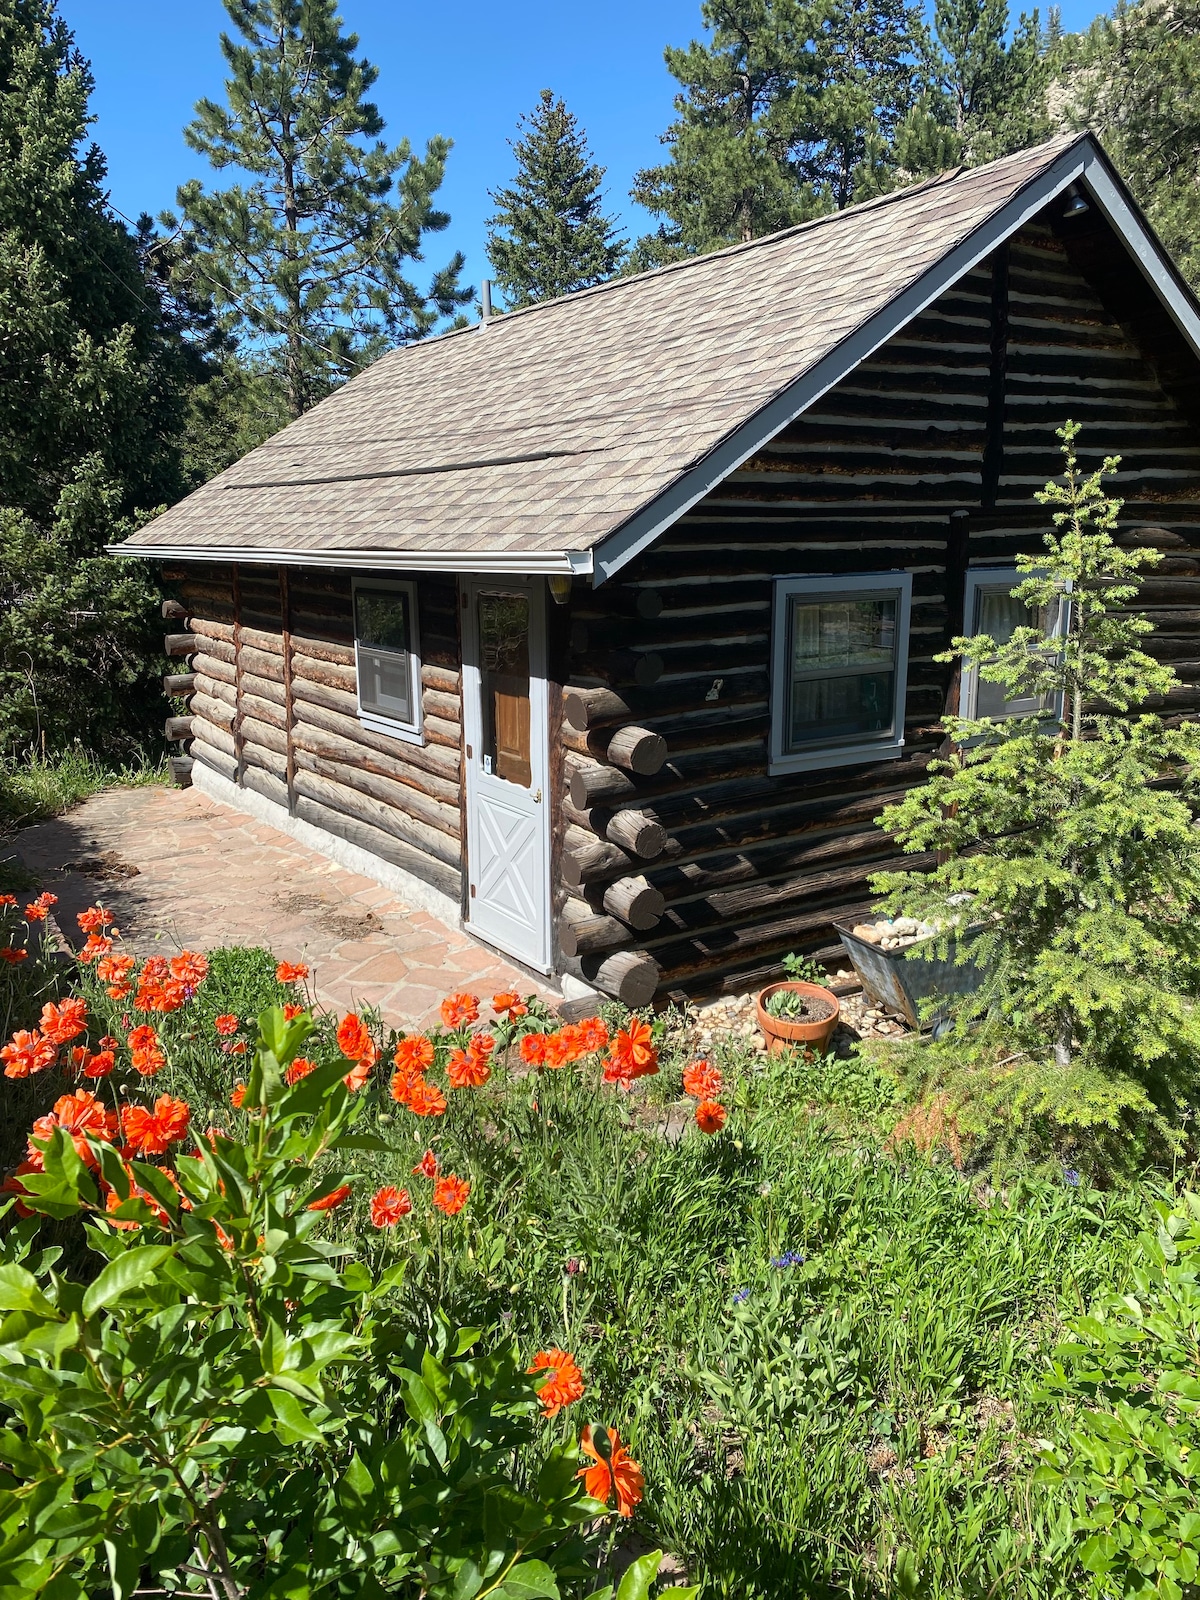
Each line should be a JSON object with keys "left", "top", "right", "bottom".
{"left": 241, "top": 669, "right": 286, "bottom": 708}
{"left": 561, "top": 825, "right": 634, "bottom": 887}
{"left": 564, "top": 686, "right": 634, "bottom": 731}
{"left": 422, "top": 686, "right": 461, "bottom": 723}
{"left": 241, "top": 766, "right": 290, "bottom": 807}
{"left": 290, "top": 633, "right": 354, "bottom": 666}
{"left": 421, "top": 662, "right": 460, "bottom": 695}
{"left": 192, "top": 637, "right": 236, "bottom": 670}
{"left": 600, "top": 875, "right": 665, "bottom": 931}
{"left": 191, "top": 617, "right": 234, "bottom": 645}
{"left": 192, "top": 718, "right": 237, "bottom": 760}
{"left": 573, "top": 587, "right": 663, "bottom": 622}
{"left": 241, "top": 691, "right": 287, "bottom": 732}
{"left": 292, "top": 771, "right": 463, "bottom": 877}
{"left": 165, "top": 633, "right": 197, "bottom": 659}
{"left": 240, "top": 714, "right": 289, "bottom": 760}
{"left": 290, "top": 672, "right": 357, "bottom": 717}
{"left": 191, "top": 691, "right": 235, "bottom": 730}
{"left": 162, "top": 599, "right": 188, "bottom": 621}
{"left": 424, "top": 714, "right": 461, "bottom": 750}
{"left": 292, "top": 652, "right": 357, "bottom": 694}
{"left": 572, "top": 650, "right": 664, "bottom": 688}
{"left": 290, "top": 695, "right": 460, "bottom": 784}
{"left": 606, "top": 724, "right": 667, "bottom": 775}
{"left": 558, "top": 897, "right": 630, "bottom": 958}
{"left": 294, "top": 774, "right": 464, "bottom": 889}
{"left": 238, "top": 623, "right": 287, "bottom": 655}
{"left": 568, "top": 757, "right": 636, "bottom": 809}
{"left": 289, "top": 717, "right": 460, "bottom": 811}
{"left": 194, "top": 674, "right": 235, "bottom": 709}
{"left": 167, "top": 754, "right": 193, "bottom": 787}
{"left": 164, "top": 715, "right": 194, "bottom": 741}
{"left": 562, "top": 797, "right": 667, "bottom": 860}
{"left": 190, "top": 738, "right": 237, "bottom": 782}
{"left": 291, "top": 745, "right": 460, "bottom": 846}
{"left": 240, "top": 645, "right": 285, "bottom": 683}
{"left": 163, "top": 672, "right": 196, "bottom": 696}
{"left": 562, "top": 949, "right": 659, "bottom": 1008}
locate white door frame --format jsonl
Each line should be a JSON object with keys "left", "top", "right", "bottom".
{"left": 460, "top": 575, "right": 552, "bottom": 973}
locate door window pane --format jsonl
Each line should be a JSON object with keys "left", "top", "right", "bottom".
{"left": 479, "top": 591, "right": 531, "bottom": 787}
{"left": 355, "top": 586, "right": 416, "bottom": 725}
{"left": 787, "top": 594, "right": 899, "bottom": 747}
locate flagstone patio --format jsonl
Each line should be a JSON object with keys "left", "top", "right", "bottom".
{"left": 3, "top": 785, "right": 557, "bottom": 1030}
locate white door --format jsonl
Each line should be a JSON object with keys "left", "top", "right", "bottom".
{"left": 461, "top": 578, "right": 551, "bottom": 972}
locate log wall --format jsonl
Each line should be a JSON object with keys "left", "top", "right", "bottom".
{"left": 167, "top": 564, "right": 465, "bottom": 905}
{"left": 556, "top": 214, "right": 1200, "bottom": 998}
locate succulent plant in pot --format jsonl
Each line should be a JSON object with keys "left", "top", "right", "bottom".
{"left": 757, "top": 953, "right": 840, "bottom": 1055}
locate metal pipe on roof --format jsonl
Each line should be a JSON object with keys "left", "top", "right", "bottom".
{"left": 481, "top": 278, "right": 493, "bottom": 326}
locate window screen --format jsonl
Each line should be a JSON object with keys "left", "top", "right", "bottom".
{"left": 963, "top": 570, "right": 1061, "bottom": 720}
{"left": 354, "top": 583, "right": 420, "bottom": 734}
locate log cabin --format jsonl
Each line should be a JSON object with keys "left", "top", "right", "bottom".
{"left": 116, "top": 132, "right": 1200, "bottom": 1009}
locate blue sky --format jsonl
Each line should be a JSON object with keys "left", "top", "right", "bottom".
{"left": 71, "top": 0, "right": 1106, "bottom": 299}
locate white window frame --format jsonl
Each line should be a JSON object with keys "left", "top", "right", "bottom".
{"left": 960, "top": 565, "right": 1067, "bottom": 722}
{"left": 769, "top": 571, "right": 913, "bottom": 775}
{"left": 352, "top": 576, "right": 424, "bottom": 744}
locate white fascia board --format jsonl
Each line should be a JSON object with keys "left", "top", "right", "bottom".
{"left": 106, "top": 541, "right": 594, "bottom": 578}
{"left": 590, "top": 141, "right": 1103, "bottom": 586}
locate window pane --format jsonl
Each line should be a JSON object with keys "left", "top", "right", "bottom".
{"left": 356, "top": 588, "right": 414, "bottom": 724}
{"left": 972, "top": 584, "right": 1054, "bottom": 718}
{"left": 789, "top": 671, "right": 895, "bottom": 746}
{"left": 479, "top": 591, "right": 531, "bottom": 787}
{"left": 791, "top": 597, "right": 896, "bottom": 675}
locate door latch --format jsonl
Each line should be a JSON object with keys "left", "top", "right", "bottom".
{"left": 533, "top": 788, "right": 542, "bottom": 803}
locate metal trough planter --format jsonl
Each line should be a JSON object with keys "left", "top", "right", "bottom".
{"left": 834, "top": 921, "right": 987, "bottom": 1032}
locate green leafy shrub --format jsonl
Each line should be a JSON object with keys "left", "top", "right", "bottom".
{"left": 874, "top": 422, "right": 1200, "bottom": 1160}
{"left": 1037, "top": 1192, "right": 1200, "bottom": 1600}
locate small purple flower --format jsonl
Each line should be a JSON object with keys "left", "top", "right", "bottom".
{"left": 771, "top": 1250, "right": 805, "bottom": 1269}
{"left": 732, "top": 1287, "right": 750, "bottom": 1304}
{"left": 1063, "top": 1168, "right": 1080, "bottom": 1187}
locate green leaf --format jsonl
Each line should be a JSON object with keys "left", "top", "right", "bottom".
{"left": 266, "top": 1387, "right": 324, "bottom": 1443}
{"left": 81, "top": 1246, "right": 172, "bottom": 1318}
{"left": 103, "top": 1537, "right": 140, "bottom": 1600}
{"left": 495, "top": 1560, "right": 560, "bottom": 1599}
{"left": 0, "top": 1264, "right": 54, "bottom": 1317}
{"left": 614, "top": 1553, "right": 661, "bottom": 1600}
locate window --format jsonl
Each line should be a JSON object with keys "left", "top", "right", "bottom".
{"left": 353, "top": 578, "right": 423, "bottom": 742}
{"left": 770, "top": 572, "right": 913, "bottom": 774}
{"left": 960, "top": 566, "right": 1065, "bottom": 721}
{"left": 477, "top": 590, "right": 532, "bottom": 787}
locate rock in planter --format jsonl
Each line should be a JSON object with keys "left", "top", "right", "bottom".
{"left": 756, "top": 980, "right": 841, "bottom": 1056}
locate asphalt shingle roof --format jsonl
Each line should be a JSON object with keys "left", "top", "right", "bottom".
{"left": 120, "top": 134, "right": 1089, "bottom": 567}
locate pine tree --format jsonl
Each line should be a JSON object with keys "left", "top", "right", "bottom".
{"left": 486, "top": 90, "right": 625, "bottom": 308}
{"left": 1057, "top": 0, "right": 1200, "bottom": 290}
{"left": 903, "top": 0, "right": 1050, "bottom": 171}
{"left": 174, "top": 0, "right": 471, "bottom": 418}
{"left": 873, "top": 423, "right": 1200, "bottom": 1156}
{"left": 630, "top": 0, "right": 927, "bottom": 262}
{"left": 0, "top": 0, "right": 194, "bottom": 757}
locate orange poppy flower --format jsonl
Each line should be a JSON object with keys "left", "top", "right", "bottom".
{"left": 342, "top": 1055, "right": 374, "bottom": 1092}
{"left": 214, "top": 1014, "right": 239, "bottom": 1037}
{"left": 96, "top": 953, "right": 135, "bottom": 983}
{"left": 432, "top": 1173, "right": 470, "bottom": 1215}
{"left": 31, "top": 891, "right": 56, "bottom": 911}
{"left": 127, "top": 1023, "right": 158, "bottom": 1052}
{"left": 121, "top": 1095, "right": 191, "bottom": 1157}
{"left": 389, "top": 1065, "right": 422, "bottom": 1107}
{"left": 528, "top": 1348, "right": 586, "bottom": 1418}
{"left": 0, "top": 947, "right": 27, "bottom": 964}
{"left": 408, "top": 1080, "right": 448, "bottom": 1118}
{"left": 282, "top": 1002, "right": 304, "bottom": 1021}
{"left": 694, "top": 1099, "right": 727, "bottom": 1135}
{"left": 1, "top": 1029, "right": 57, "bottom": 1079}
{"left": 412, "top": 1148, "right": 439, "bottom": 1179}
{"left": 79, "top": 1049, "right": 115, "bottom": 1079}
{"left": 80, "top": 933, "right": 115, "bottom": 964}
{"left": 105, "top": 1177, "right": 169, "bottom": 1231}
{"left": 24, "top": 901, "right": 48, "bottom": 922}
{"left": 29, "top": 1090, "right": 117, "bottom": 1168}
{"left": 447, "top": 1048, "right": 491, "bottom": 1089}
{"left": 169, "top": 951, "right": 208, "bottom": 990}
{"left": 307, "top": 1183, "right": 351, "bottom": 1213}
{"left": 394, "top": 1034, "right": 435, "bottom": 1072}
{"left": 0, "top": 894, "right": 15, "bottom": 908}
{"left": 440, "top": 992, "right": 480, "bottom": 1029}
{"left": 336, "top": 1013, "right": 376, "bottom": 1064}
{"left": 519, "top": 1033, "right": 548, "bottom": 1066}
{"left": 604, "top": 1019, "right": 658, "bottom": 1084}
{"left": 682, "top": 1060, "right": 724, "bottom": 1100}
{"left": 492, "top": 990, "right": 528, "bottom": 1020}
{"left": 369, "top": 1185, "right": 412, "bottom": 1227}
{"left": 577, "top": 1016, "right": 610, "bottom": 1054}
{"left": 285, "top": 1056, "right": 317, "bottom": 1084}
{"left": 577, "top": 1426, "right": 644, "bottom": 1517}
{"left": 275, "top": 961, "right": 309, "bottom": 983}
{"left": 542, "top": 1031, "right": 572, "bottom": 1069}
{"left": 77, "top": 906, "right": 114, "bottom": 933}
{"left": 230, "top": 1082, "right": 247, "bottom": 1110}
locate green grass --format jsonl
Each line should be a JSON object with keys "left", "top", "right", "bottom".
{"left": 0, "top": 747, "right": 166, "bottom": 836}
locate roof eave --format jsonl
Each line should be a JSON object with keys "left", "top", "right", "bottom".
{"left": 106, "top": 541, "right": 594, "bottom": 578}
{"left": 590, "top": 134, "right": 1200, "bottom": 586}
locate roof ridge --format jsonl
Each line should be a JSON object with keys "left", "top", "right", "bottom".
{"left": 393, "top": 131, "right": 1087, "bottom": 360}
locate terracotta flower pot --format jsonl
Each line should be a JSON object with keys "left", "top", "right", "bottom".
{"left": 756, "top": 980, "right": 841, "bottom": 1056}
